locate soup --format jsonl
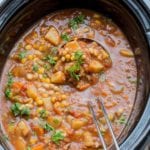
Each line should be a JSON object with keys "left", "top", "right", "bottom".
{"left": 0, "top": 9, "right": 137, "bottom": 150}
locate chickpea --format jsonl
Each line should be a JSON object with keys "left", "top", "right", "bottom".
{"left": 25, "top": 44, "right": 32, "bottom": 50}
{"left": 62, "top": 51, "right": 67, "bottom": 55}
{"left": 61, "top": 57, "right": 66, "bottom": 62}
{"left": 61, "top": 94, "right": 67, "bottom": 100}
{"left": 26, "top": 73, "right": 33, "bottom": 80}
{"left": 65, "top": 54, "right": 71, "bottom": 60}
{"left": 36, "top": 100, "right": 44, "bottom": 106}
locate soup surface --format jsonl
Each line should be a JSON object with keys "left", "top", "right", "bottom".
{"left": 0, "top": 9, "right": 137, "bottom": 150}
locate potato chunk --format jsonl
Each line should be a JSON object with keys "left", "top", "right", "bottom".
{"left": 45, "top": 26, "right": 60, "bottom": 46}
{"left": 14, "top": 137, "right": 26, "bottom": 150}
{"left": 51, "top": 71, "right": 66, "bottom": 84}
{"left": 17, "top": 120, "right": 30, "bottom": 137}
{"left": 71, "top": 119, "right": 87, "bottom": 130}
{"left": 88, "top": 60, "right": 104, "bottom": 73}
{"left": 83, "top": 131, "right": 94, "bottom": 147}
{"left": 26, "top": 85, "right": 37, "bottom": 100}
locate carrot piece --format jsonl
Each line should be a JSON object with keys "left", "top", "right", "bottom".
{"left": 31, "top": 143, "right": 44, "bottom": 150}
{"left": 32, "top": 125, "right": 44, "bottom": 136}
{"left": 65, "top": 41, "right": 80, "bottom": 51}
{"left": 12, "top": 82, "right": 23, "bottom": 90}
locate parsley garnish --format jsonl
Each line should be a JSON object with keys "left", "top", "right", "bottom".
{"left": 118, "top": 115, "right": 126, "bottom": 124}
{"left": 74, "top": 51, "right": 83, "bottom": 64}
{"left": 11, "top": 103, "right": 21, "bottom": 116}
{"left": 44, "top": 55, "right": 56, "bottom": 66}
{"left": 68, "top": 50, "right": 83, "bottom": 80}
{"left": 61, "top": 33, "right": 71, "bottom": 42}
{"left": 69, "top": 14, "right": 85, "bottom": 30}
{"left": 18, "top": 50, "right": 27, "bottom": 60}
{"left": 51, "top": 47, "right": 58, "bottom": 55}
{"left": 7, "top": 72, "right": 13, "bottom": 87}
{"left": 5, "top": 88, "right": 12, "bottom": 99}
{"left": 21, "top": 107, "right": 30, "bottom": 116}
{"left": 39, "top": 109, "right": 47, "bottom": 119}
{"left": 68, "top": 63, "right": 80, "bottom": 80}
{"left": 44, "top": 123, "right": 54, "bottom": 132}
{"left": 11, "top": 103, "right": 30, "bottom": 117}
{"left": 32, "top": 64, "right": 39, "bottom": 72}
{"left": 51, "top": 130, "right": 64, "bottom": 144}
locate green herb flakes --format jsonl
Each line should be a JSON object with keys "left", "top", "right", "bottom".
{"left": 51, "top": 130, "right": 64, "bottom": 144}
{"left": 44, "top": 55, "right": 56, "bottom": 66}
{"left": 118, "top": 115, "right": 126, "bottom": 124}
{"left": 18, "top": 50, "right": 27, "bottom": 60}
{"left": 61, "top": 33, "right": 71, "bottom": 42}
{"left": 69, "top": 14, "right": 85, "bottom": 30}
{"left": 32, "top": 64, "right": 39, "bottom": 72}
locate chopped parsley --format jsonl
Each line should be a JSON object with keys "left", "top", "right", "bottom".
{"left": 11, "top": 103, "right": 21, "bottom": 116}
{"left": 61, "top": 33, "right": 71, "bottom": 42}
{"left": 44, "top": 64, "right": 51, "bottom": 70}
{"left": 68, "top": 63, "right": 80, "bottom": 80}
{"left": 7, "top": 72, "right": 13, "bottom": 87}
{"left": 5, "top": 88, "right": 12, "bottom": 99}
{"left": 44, "top": 123, "right": 54, "bottom": 132}
{"left": 10, "top": 103, "right": 30, "bottom": 117}
{"left": 32, "top": 64, "right": 39, "bottom": 72}
{"left": 51, "top": 130, "right": 64, "bottom": 144}
{"left": 74, "top": 51, "right": 83, "bottom": 64}
{"left": 118, "top": 115, "right": 126, "bottom": 124}
{"left": 68, "top": 50, "right": 83, "bottom": 80}
{"left": 69, "top": 14, "right": 85, "bottom": 30}
{"left": 44, "top": 55, "right": 56, "bottom": 66}
{"left": 51, "top": 47, "right": 58, "bottom": 55}
{"left": 18, "top": 50, "right": 27, "bottom": 60}
{"left": 21, "top": 107, "right": 30, "bottom": 116}
{"left": 39, "top": 109, "right": 47, "bottom": 119}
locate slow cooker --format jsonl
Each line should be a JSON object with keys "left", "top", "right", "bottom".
{"left": 0, "top": 0, "right": 149, "bottom": 149}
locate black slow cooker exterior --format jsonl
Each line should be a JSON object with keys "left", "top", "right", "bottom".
{"left": 0, "top": 0, "right": 149, "bottom": 150}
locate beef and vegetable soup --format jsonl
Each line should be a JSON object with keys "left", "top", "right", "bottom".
{"left": 0, "top": 9, "right": 137, "bottom": 150}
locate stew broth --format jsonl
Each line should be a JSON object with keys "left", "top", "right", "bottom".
{"left": 0, "top": 9, "right": 137, "bottom": 150}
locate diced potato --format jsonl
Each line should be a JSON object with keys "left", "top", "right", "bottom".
{"left": 51, "top": 71, "right": 66, "bottom": 84}
{"left": 26, "top": 85, "right": 37, "bottom": 100}
{"left": 83, "top": 131, "right": 94, "bottom": 147}
{"left": 65, "top": 41, "right": 81, "bottom": 52}
{"left": 29, "top": 136, "right": 38, "bottom": 145}
{"left": 45, "top": 26, "right": 60, "bottom": 46}
{"left": 71, "top": 119, "right": 87, "bottom": 130}
{"left": 101, "top": 49, "right": 109, "bottom": 59}
{"left": 14, "top": 137, "right": 26, "bottom": 150}
{"left": 120, "top": 49, "right": 134, "bottom": 57}
{"left": 17, "top": 121, "right": 30, "bottom": 137}
{"left": 88, "top": 60, "right": 104, "bottom": 73}
{"left": 31, "top": 143, "right": 44, "bottom": 150}
{"left": 11, "top": 66, "right": 27, "bottom": 77}
{"left": 47, "top": 116, "right": 62, "bottom": 128}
